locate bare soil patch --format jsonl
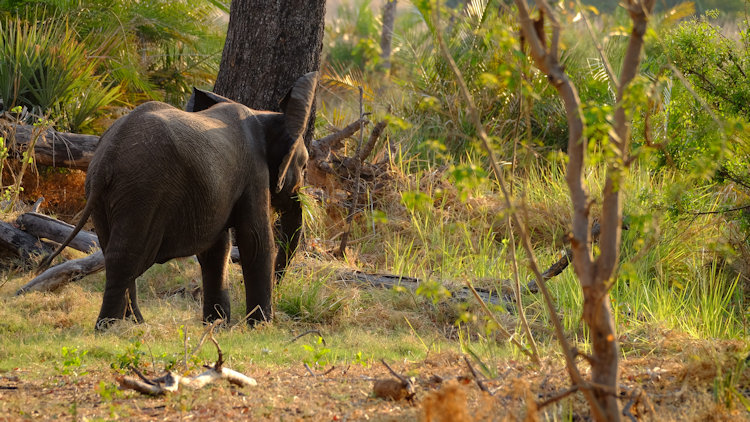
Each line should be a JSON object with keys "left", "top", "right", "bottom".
{"left": 1, "top": 339, "right": 748, "bottom": 421}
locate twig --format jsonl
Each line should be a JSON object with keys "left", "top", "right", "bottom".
{"left": 188, "top": 318, "right": 224, "bottom": 361}
{"left": 129, "top": 365, "right": 158, "bottom": 386}
{"left": 358, "top": 120, "right": 387, "bottom": 162}
{"left": 286, "top": 329, "right": 326, "bottom": 346}
{"left": 337, "top": 87, "right": 366, "bottom": 257}
{"left": 536, "top": 385, "right": 580, "bottom": 409}
{"left": 463, "top": 356, "right": 492, "bottom": 395}
{"left": 208, "top": 330, "right": 224, "bottom": 369}
{"left": 692, "top": 204, "right": 750, "bottom": 215}
{"left": 380, "top": 359, "right": 408, "bottom": 385}
{"left": 229, "top": 305, "right": 262, "bottom": 330}
{"left": 578, "top": 3, "right": 618, "bottom": 91}
{"left": 183, "top": 324, "right": 190, "bottom": 371}
{"left": 622, "top": 389, "right": 639, "bottom": 422}
{"left": 507, "top": 211, "right": 541, "bottom": 364}
{"left": 304, "top": 363, "right": 317, "bottom": 377}
{"left": 465, "top": 281, "right": 534, "bottom": 358}
{"left": 31, "top": 197, "right": 44, "bottom": 213}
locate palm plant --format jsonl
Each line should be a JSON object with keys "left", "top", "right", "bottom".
{"left": 0, "top": 0, "right": 227, "bottom": 106}
{"left": 0, "top": 15, "right": 121, "bottom": 131}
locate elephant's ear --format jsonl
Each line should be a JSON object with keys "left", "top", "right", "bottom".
{"left": 276, "top": 71, "right": 319, "bottom": 193}
{"left": 186, "top": 87, "right": 234, "bottom": 112}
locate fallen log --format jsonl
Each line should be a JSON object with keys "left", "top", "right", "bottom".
{"left": 15, "top": 250, "right": 104, "bottom": 294}
{"left": 19, "top": 245, "right": 241, "bottom": 294}
{"left": 16, "top": 212, "right": 99, "bottom": 252}
{"left": 338, "top": 270, "right": 505, "bottom": 305}
{"left": 0, "top": 220, "right": 54, "bottom": 261}
{"left": 2, "top": 124, "right": 98, "bottom": 170}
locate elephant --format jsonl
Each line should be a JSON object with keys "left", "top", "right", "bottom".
{"left": 40, "top": 72, "right": 318, "bottom": 330}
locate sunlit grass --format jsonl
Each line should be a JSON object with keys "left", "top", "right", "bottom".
{"left": 0, "top": 156, "right": 746, "bottom": 386}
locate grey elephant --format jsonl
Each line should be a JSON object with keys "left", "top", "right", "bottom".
{"left": 40, "top": 72, "right": 318, "bottom": 330}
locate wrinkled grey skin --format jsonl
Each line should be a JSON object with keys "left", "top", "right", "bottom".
{"left": 40, "top": 72, "right": 317, "bottom": 330}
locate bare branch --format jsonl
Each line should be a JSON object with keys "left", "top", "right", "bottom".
{"left": 536, "top": 385, "right": 579, "bottom": 409}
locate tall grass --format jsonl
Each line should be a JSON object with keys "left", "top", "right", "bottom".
{"left": 324, "top": 152, "right": 748, "bottom": 343}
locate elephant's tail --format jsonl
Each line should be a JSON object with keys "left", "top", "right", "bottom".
{"left": 37, "top": 196, "right": 97, "bottom": 273}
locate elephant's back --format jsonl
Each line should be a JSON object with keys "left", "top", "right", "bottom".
{"left": 86, "top": 102, "right": 253, "bottom": 259}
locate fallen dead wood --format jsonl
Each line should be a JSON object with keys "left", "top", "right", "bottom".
{"left": 338, "top": 270, "right": 505, "bottom": 305}
{"left": 310, "top": 116, "right": 370, "bottom": 160}
{"left": 118, "top": 365, "right": 257, "bottom": 395}
{"left": 527, "top": 221, "right": 628, "bottom": 293}
{"left": 19, "top": 245, "right": 241, "bottom": 295}
{"left": 1, "top": 124, "right": 99, "bottom": 170}
{"left": 11, "top": 210, "right": 241, "bottom": 293}
{"left": 0, "top": 220, "right": 54, "bottom": 261}
{"left": 16, "top": 212, "right": 99, "bottom": 252}
{"left": 118, "top": 319, "right": 256, "bottom": 395}
{"left": 15, "top": 250, "right": 104, "bottom": 295}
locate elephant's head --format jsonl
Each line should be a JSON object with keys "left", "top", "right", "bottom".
{"left": 185, "top": 72, "right": 318, "bottom": 197}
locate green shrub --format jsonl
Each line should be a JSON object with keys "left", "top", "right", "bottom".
{"left": 0, "top": 16, "right": 121, "bottom": 131}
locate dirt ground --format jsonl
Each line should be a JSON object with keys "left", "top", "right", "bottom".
{"left": 1, "top": 336, "right": 748, "bottom": 422}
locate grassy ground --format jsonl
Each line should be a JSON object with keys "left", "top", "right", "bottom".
{"left": 0, "top": 161, "right": 749, "bottom": 420}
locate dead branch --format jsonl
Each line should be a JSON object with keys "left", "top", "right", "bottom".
{"left": 0, "top": 123, "right": 99, "bottom": 170}
{"left": 358, "top": 120, "right": 387, "bottom": 162}
{"left": 339, "top": 270, "right": 503, "bottom": 305}
{"left": 15, "top": 250, "right": 104, "bottom": 294}
{"left": 118, "top": 325, "right": 256, "bottom": 395}
{"left": 0, "top": 220, "right": 55, "bottom": 261}
{"left": 337, "top": 87, "right": 367, "bottom": 257}
{"left": 463, "top": 356, "right": 492, "bottom": 395}
{"left": 310, "top": 116, "right": 371, "bottom": 159}
{"left": 536, "top": 385, "right": 580, "bottom": 409}
{"left": 16, "top": 212, "right": 99, "bottom": 252}
{"left": 286, "top": 329, "right": 326, "bottom": 346}
{"left": 303, "top": 363, "right": 317, "bottom": 377}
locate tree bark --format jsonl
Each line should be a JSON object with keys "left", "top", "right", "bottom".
{"left": 213, "top": 0, "right": 326, "bottom": 148}
{"left": 379, "top": 0, "right": 398, "bottom": 72}
{"left": 1, "top": 124, "right": 98, "bottom": 169}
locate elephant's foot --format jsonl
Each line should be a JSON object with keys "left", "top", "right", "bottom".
{"left": 203, "top": 302, "right": 230, "bottom": 325}
{"left": 94, "top": 314, "right": 143, "bottom": 331}
{"left": 245, "top": 305, "right": 271, "bottom": 326}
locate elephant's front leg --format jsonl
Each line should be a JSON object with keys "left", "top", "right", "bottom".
{"left": 236, "top": 198, "right": 275, "bottom": 324}
{"left": 273, "top": 193, "right": 303, "bottom": 283}
{"left": 197, "top": 230, "right": 232, "bottom": 324}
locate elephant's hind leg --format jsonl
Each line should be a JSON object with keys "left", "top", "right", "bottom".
{"left": 96, "top": 250, "right": 146, "bottom": 331}
{"left": 197, "top": 230, "right": 232, "bottom": 324}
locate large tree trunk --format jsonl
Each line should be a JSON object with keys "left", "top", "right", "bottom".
{"left": 213, "top": 0, "right": 325, "bottom": 148}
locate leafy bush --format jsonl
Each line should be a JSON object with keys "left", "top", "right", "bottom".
{"left": 0, "top": 16, "right": 121, "bottom": 131}
{"left": 0, "top": 0, "right": 226, "bottom": 108}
